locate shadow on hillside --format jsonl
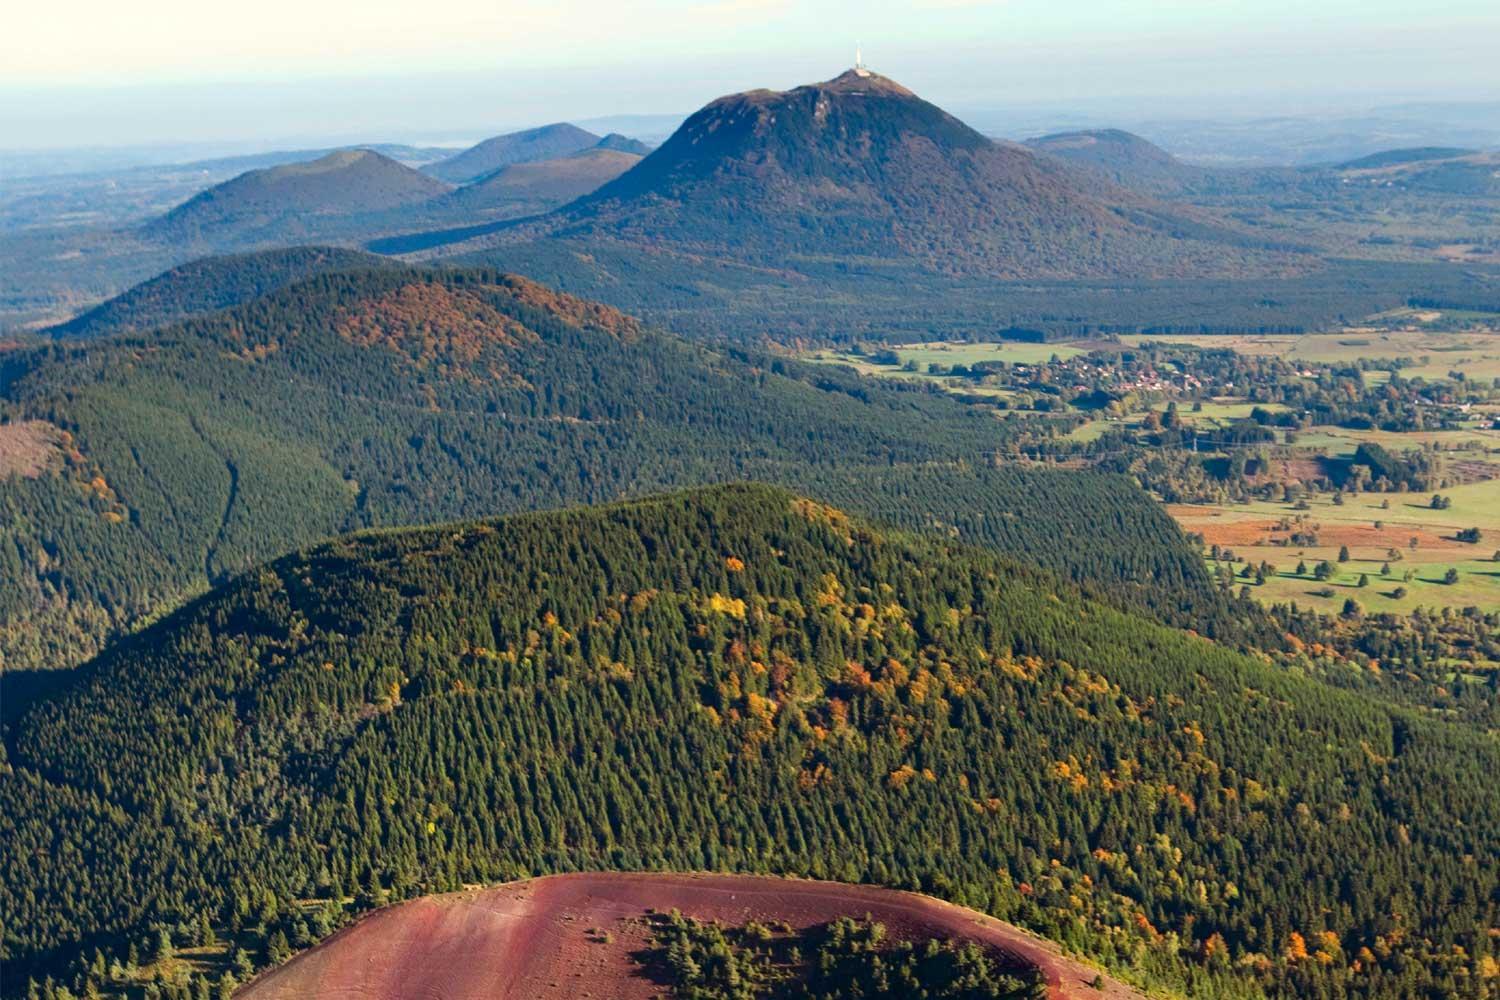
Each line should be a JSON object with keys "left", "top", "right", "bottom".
{"left": 0, "top": 669, "right": 77, "bottom": 728}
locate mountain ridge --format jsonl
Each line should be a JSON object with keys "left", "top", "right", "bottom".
{"left": 1023, "top": 128, "right": 1209, "bottom": 195}
{"left": 43, "top": 246, "right": 393, "bottom": 338}
{"left": 444, "top": 148, "right": 643, "bottom": 218}
{"left": 424, "top": 123, "right": 603, "bottom": 184}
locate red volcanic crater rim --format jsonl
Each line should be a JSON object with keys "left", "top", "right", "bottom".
{"left": 239, "top": 872, "right": 1141, "bottom": 1000}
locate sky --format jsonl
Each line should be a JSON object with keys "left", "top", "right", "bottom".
{"left": 3, "top": 0, "right": 1498, "bottom": 150}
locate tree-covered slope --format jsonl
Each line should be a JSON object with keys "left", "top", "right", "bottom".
{"left": 1023, "top": 129, "right": 1209, "bottom": 196}
{"left": 424, "top": 123, "right": 603, "bottom": 184}
{"left": 43, "top": 247, "right": 393, "bottom": 339}
{"left": 147, "top": 150, "right": 450, "bottom": 247}
{"left": 3, "top": 485, "right": 1495, "bottom": 999}
{"left": 0, "top": 266, "right": 1228, "bottom": 674}
{"left": 438, "top": 148, "right": 643, "bottom": 220}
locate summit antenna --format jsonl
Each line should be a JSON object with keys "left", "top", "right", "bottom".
{"left": 854, "top": 43, "right": 871, "bottom": 77}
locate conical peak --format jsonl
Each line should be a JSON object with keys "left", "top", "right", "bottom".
{"left": 819, "top": 69, "right": 916, "bottom": 97}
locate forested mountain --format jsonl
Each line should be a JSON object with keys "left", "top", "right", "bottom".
{"left": 145, "top": 150, "right": 451, "bottom": 246}
{"left": 438, "top": 148, "right": 644, "bottom": 220}
{"left": 0, "top": 266, "right": 1229, "bottom": 675}
{"left": 3, "top": 484, "right": 1495, "bottom": 1000}
{"left": 593, "top": 132, "right": 653, "bottom": 155}
{"left": 1336, "top": 147, "right": 1477, "bottom": 170}
{"left": 423, "top": 123, "right": 603, "bottom": 184}
{"left": 1023, "top": 129, "right": 1211, "bottom": 196}
{"left": 1335, "top": 149, "right": 1500, "bottom": 197}
{"left": 418, "top": 70, "right": 1300, "bottom": 280}
{"left": 43, "top": 247, "right": 392, "bottom": 338}
{"left": 1029, "top": 130, "right": 1500, "bottom": 203}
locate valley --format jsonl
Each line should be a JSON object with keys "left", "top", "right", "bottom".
{"left": 794, "top": 316, "right": 1500, "bottom": 618}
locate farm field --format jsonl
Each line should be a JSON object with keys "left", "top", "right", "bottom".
{"left": 801, "top": 341, "right": 1093, "bottom": 410}
{"left": 876, "top": 340, "right": 1089, "bottom": 366}
{"left": 1171, "top": 477, "right": 1500, "bottom": 614}
{"left": 803, "top": 340, "right": 1086, "bottom": 376}
{"left": 1186, "top": 400, "right": 1287, "bottom": 422}
{"left": 1064, "top": 399, "right": 1290, "bottom": 440}
{"left": 1287, "top": 424, "right": 1500, "bottom": 458}
{"left": 1123, "top": 324, "right": 1500, "bottom": 383}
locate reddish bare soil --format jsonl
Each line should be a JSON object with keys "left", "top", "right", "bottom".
{"left": 0, "top": 420, "right": 64, "bottom": 478}
{"left": 1168, "top": 506, "right": 1464, "bottom": 556}
{"left": 239, "top": 873, "right": 1139, "bottom": 1000}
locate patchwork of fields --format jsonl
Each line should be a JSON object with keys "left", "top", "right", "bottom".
{"left": 1176, "top": 477, "right": 1500, "bottom": 615}
{"left": 799, "top": 324, "right": 1500, "bottom": 618}
{"left": 1125, "top": 322, "right": 1500, "bottom": 383}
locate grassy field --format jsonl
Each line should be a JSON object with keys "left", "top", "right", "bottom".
{"left": 1225, "top": 557, "right": 1500, "bottom": 616}
{"left": 1174, "top": 477, "right": 1500, "bottom": 614}
{"left": 883, "top": 341, "right": 1087, "bottom": 366}
{"left": 1065, "top": 420, "right": 1115, "bottom": 442}
{"left": 1124, "top": 326, "right": 1500, "bottom": 382}
{"left": 800, "top": 341, "right": 1089, "bottom": 412}
{"left": 1064, "top": 399, "right": 1291, "bottom": 441}
{"left": 802, "top": 340, "right": 1085, "bottom": 377}
{"left": 1288, "top": 424, "right": 1500, "bottom": 456}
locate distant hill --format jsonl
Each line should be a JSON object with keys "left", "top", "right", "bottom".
{"left": 412, "top": 70, "right": 1300, "bottom": 282}
{"left": 1336, "top": 149, "right": 1500, "bottom": 197}
{"left": 1336, "top": 146, "right": 1477, "bottom": 170}
{"left": 424, "top": 123, "right": 602, "bottom": 184}
{"left": 171, "top": 143, "right": 458, "bottom": 174}
{"left": 1013, "top": 137, "right": 1500, "bottom": 274}
{"left": 593, "top": 132, "right": 653, "bottom": 156}
{"left": 147, "top": 149, "right": 450, "bottom": 245}
{"left": 440, "top": 148, "right": 644, "bottom": 220}
{"left": 44, "top": 246, "right": 391, "bottom": 338}
{"left": 0, "top": 144, "right": 462, "bottom": 236}
{"left": 1024, "top": 128, "right": 1208, "bottom": 195}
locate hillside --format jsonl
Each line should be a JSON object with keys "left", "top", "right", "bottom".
{"left": 1336, "top": 146, "right": 1477, "bottom": 170}
{"left": 417, "top": 70, "right": 1301, "bottom": 281}
{"left": 4, "top": 484, "right": 1496, "bottom": 999}
{"left": 0, "top": 266, "right": 1224, "bottom": 675}
{"left": 241, "top": 874, "right": 1126, "bottom": 1000}
{"left": 441, "top": 148, "right": 643, "bottom": 220}
{"left": 1336, "top": 149, "right": 1500, "bottom": 197}
{"left": 424, "top": 123, "right": 602, "bottom": 184}
{"left": 147, "top": 149, "right": 450, "bottom": 245}
{"left": 1023, "top": 129, "right": 1208, "bottom": 196}
{"left": 43, "top": 247, "right": 391, "bottom": 338}
{"left": 593, "top": 132, "right": 653, "bottom": 155}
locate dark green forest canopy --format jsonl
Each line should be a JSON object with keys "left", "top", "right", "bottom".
{"left": 0, "top": 266, "right": 1239, "bottom": 675}
{"left": 443, "top": 241, "right": 1500, "bottom": 343}
{"left": 3, "top": 485, "right": 1496, "bottom": 999}
{"left": 42, "top": 246, "right": 392, "bottom": 340}
{"left": 649, "top": 912, "right": 1046, "bottom": 1000}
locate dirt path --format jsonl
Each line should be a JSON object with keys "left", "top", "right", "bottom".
{"left": 240, "top": 872, "right": 1142, "bottom": 1000}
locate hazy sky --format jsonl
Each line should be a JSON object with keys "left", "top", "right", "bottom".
{"left": 4, "top": 0, "right": 1498, "bottom": 149}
